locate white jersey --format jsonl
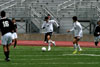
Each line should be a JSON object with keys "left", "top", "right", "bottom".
{"left": 42, "top": 20, "right": 59, "bottom": 33}
{"left": 70, "top": 21, "right": 83, "bottom": 37}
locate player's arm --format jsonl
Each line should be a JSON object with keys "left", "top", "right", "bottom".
{"left": 67, "top": 25, "right": 74, "bottom": 32}
{"left": 9, "top": 20, "right": 15, "bottom": 33}
{"left": 41, "top": 22, "right": 46, "bottom": 29}
{"left": 94, "top": 26, "right": 100, "bottom": 36}
{"left": 15, "top": 24, "right": 17, "bottom": 32}
{"left": 53, "top": 20, "right": 59, "bottom": 28}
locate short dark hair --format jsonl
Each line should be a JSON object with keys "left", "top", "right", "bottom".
{"left": 97, "top": 20, "right": 100, "bottom": 24}
{"left": 72, "top": 16, "right": 78, "bottom": 21}
{"left": 1, "top": 11, "right": 6, "bottom": 17}
{"left": 47, "top": 14, "right": 50, "bottom": 16}
{"left": 44, "top": 17, "right": 48, "bottom": 21}
{"left": 12, "top": 18, "right": 15, "bottom": 21}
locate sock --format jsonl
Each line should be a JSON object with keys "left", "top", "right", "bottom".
{"left": 73, "top": 44, "right": 77, "bottom": 50}
{"left": 77, "top": 44, "right": 81, "bottom": 51}
{"left": 48, "top": 40, "right": 51, "bottom": 49}
{"left": 14, "top": 41, "right": 17, "bottom": 47}
{"left": 7, "top": 51, "right": 9, "bottom": 58}
{"left": 95, "top": 42, "right": 98, "bottom": 46}
{"left": 4, "top": 51, "right": 8, "bottom": 59}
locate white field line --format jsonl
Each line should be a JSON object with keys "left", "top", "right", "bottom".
{"left": 10, "top": 62, "right": 100, "bottom": 65}
{"left": 63, "top": 54, "right": 100, "bottom": 56}
{"left": 0, "top": 58, "right": 95, "bottom": 61}
{"left": 4, "top": 53, "right": 100, "bottom": 57}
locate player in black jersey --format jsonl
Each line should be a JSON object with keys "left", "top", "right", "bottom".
{"left": 94, "top": 21, "right": 100, "bottom": 46}
{"left": 0, "top": 11, "right": 14, "bottom": 62}
{"left": 12, "top": 18, "right": 18, "bottom": 48}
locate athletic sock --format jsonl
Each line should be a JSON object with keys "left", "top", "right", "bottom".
{"left": 14, "top": 42, "right": 16, "bottom": 47}
{"left": 77, "top": 44, "right": 81, "bottom": 51}
{"left": 4, "top": 51, "right": 8, "bottom": 59}
{"left": 73, "top": 44, "right": 77, "bottom": 50}
{"left": 7, "top": 51, "right": 9, "bottom": 58}
{"left": 48, "top": 40, "right": 51, "bottom": 51}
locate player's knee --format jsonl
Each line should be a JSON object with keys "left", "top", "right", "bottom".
{"left": 47, "top": 35, "right": 50, "bottom": 40}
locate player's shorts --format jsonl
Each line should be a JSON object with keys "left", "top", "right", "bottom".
{"left": 74, "top": 36, "right": 82, "bottom": 41}
{"left": 12, "top": 32, "right": 18, "bottom": 39}
{"left": 44, "top": 32, "right": 52, "bottom": 42}
{"left": 1, "top": 32, "right": 12, "bottom": 45}
{"left": 94, "top": 36, "right": 100, "bottom": 42}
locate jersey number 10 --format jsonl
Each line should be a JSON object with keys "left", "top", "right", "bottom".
{"left": 3, "top": 21, "right": 9, "bottom": 27}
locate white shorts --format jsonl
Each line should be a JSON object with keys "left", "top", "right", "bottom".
{"left": 1, "top": 32, "right": 13, "bottom": 45}
{"left": 94, "top": 36, "right": 100, "bottom": 42}
{"left": 12, "top": 32, "right": 18, "bottom": 39}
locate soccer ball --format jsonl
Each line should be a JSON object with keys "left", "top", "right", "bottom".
{"left": 42, "top": 47, "right": 46, "bottom": 52}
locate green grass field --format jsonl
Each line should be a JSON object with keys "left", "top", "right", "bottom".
{"left": 0, "top": 46, "right": 100, "bottom": 67}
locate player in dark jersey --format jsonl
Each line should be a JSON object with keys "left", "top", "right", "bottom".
{"left": 94, "top": 21, "right": 100, "bottom": 46}
{"left": 0, "top": 11, "right": 14, "bottom": 62}
{"left": 12, "top": 18, "right": 18, "bottom": 48}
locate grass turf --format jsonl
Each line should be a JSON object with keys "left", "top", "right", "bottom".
{"left": 0, "top": 46, "right": 100, "bottom": 67}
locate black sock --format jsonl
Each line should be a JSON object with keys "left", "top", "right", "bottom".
{"left": 95, "top": 42, "right": 98, "bottom": 46}
{"left": 7, "top": 51, "right": 9, "bottom": 58}
{"left": 14, "top": 41, "right": 16, "bottom": 47}
{"left": 4, "top": 51, "right": 8, "bottom": 59}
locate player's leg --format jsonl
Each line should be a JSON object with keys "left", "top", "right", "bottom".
{"left": 44, "top": 33, "right": 48, "bottom": 43}
{"left": 1, "top": 35, "right": 9, "bottom": 61}
{"left": 94, "top": 36, "right": 99, "bottom": 46}
{"left": 47, "top": 35, "right": 51, "bottom": 51}
{"left": 75, "top": 37, "right": 82, "bottom": 52}
{"left": 14, "top": 33, "right": 18, "bottom": 48}
{"left": 14, "top": 39, "right": 17, "bottom": 48}
{"left": 72, "top": 38, "right": 77, "bottom": 54}
{"left": 48, "top": 32, "right": 56, "bottom": 46}
{"left": 5, "top": 33, "right": 13, "bottom": 61}
{"left": 3, "top": 45, "right": 9, "bottom": 61}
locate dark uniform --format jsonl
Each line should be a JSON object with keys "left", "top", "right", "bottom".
{"left": 0, "top": 18, "right": 14, "bottom": 35}
{"left": 94, "top": 25, "right": 100, "bottom": 46}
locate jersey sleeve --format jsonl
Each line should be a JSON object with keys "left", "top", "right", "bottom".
{"left": 41, "top": 22, "right": 46, "bottom": 29}
{"left": 70, "top": 24, "right": 74, "bottom": 31}
{"left": 76, "top": 23, "right": 82, "bottom": 36}
{"left": 9, "top": 19, "right": 15, "bottom": 32}
{"left": 94, "top": 26, "right": 99, "bottom": 36}
{"left": 51, "top": 20, "right": 59, "bottom": 27}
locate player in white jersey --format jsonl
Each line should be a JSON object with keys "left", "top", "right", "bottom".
{"left": 67, "top": 16, "right": 83, "bottom": 54}
{"left": 42, "top": 17, "right": 59, "bottom": 51}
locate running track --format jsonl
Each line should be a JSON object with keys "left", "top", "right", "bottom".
{"left": 0, "top": 40, "right": 99, "bottom": 48}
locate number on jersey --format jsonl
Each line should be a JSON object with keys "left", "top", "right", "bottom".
{"left": 3, "top": 21, "right": 9, "bottom": 27}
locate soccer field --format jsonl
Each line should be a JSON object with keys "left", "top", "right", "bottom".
{"left": 0, "top": 46, "right": 100, "bottom": 67}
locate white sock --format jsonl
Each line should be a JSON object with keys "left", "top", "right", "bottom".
{"left": 77, "top": 44, "right": 82, "bottom": 51}
{"left": 48, "top": 40, "right": 51, "bottom": 51}
{"left": 73, "top": 44, "right": 77, "bottom": 50}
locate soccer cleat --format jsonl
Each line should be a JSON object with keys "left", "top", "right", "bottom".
{"left": 78, "top": 48, "right": 82, "bottom": 54}
{"left": 95, "top": 42, "right": 98, "bottom": 46}
{"left": 52, "top": 41, "right": 56, "bottom": 46}
{"left": 5, "top": 58, "right": 10, "bottom": 62}
{"left": 72, "top": 50, "right": 77, "bottom": 54}
{"left": 14, "top": 46, "right": 16, "bottom": 48}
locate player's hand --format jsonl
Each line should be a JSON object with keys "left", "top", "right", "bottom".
{"left": 67, "top": 30, "right": 70, "bottom": 32}
{"left": 43, "top": 27, "right": 45, "bottom": 29}
{"left": 58, "top": 26, "right": 60, "bottom": 28}
{"left": 98, "top": 32, "right": 100, "bottom": 35}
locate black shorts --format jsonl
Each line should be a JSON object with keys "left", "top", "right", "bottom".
{"left": 44, "top": 32, "right": 52, "bottom": 42}
{"left": 74, "top": 37, "right": 81, "bottom": 41}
